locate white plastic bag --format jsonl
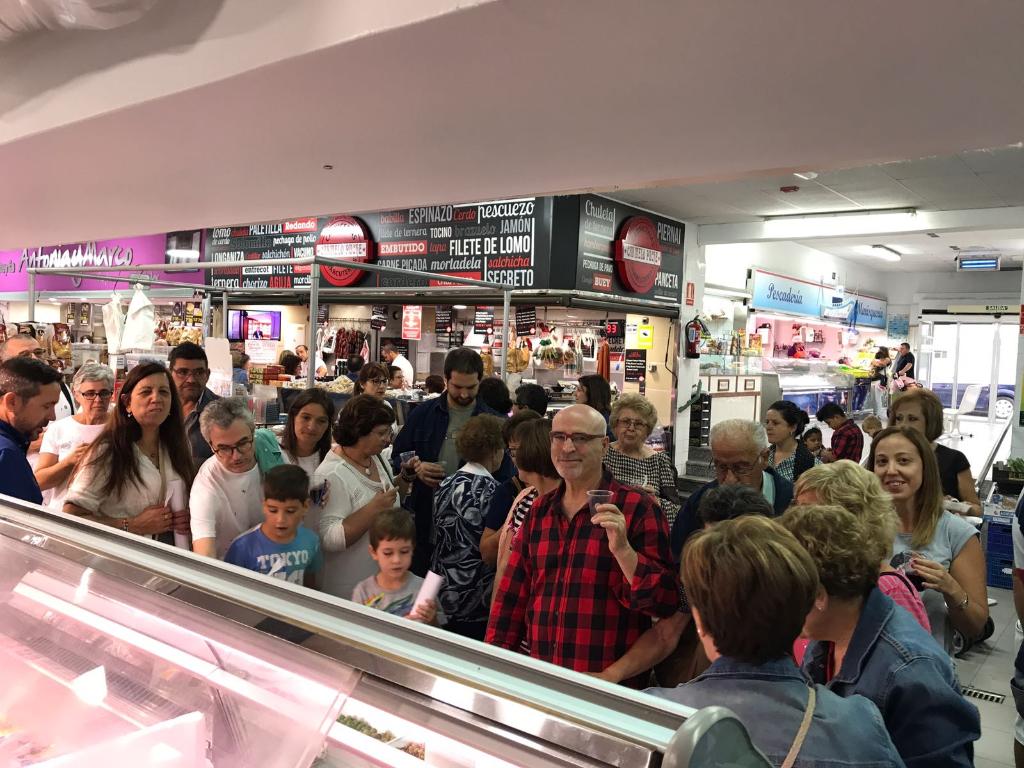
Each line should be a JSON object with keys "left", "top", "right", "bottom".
{"left": 119, "top": 285, "right": 156, "bottom": 351}
{"left": 101, "top": 293, "right": 125, "bottom": 355}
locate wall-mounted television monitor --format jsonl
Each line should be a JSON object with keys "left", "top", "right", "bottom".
{"left": 228, "top": 310, "right": 282, "bottom": 341}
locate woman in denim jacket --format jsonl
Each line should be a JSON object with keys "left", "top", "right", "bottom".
{"left": 647, "top": 515, "right": 904, "bottom": 767}
{"left": 782, "top": 504, "right": 980, "bottom": 768}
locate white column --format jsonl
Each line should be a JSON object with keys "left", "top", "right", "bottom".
{"left": 1010, "top": 270, "right": 1024, "bottom": 456}
{"left": 673, "top": 228, "right": 705, "bottom": 475}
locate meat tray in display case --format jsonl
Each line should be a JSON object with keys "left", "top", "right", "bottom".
{"left": 0, "top": 501, "right": 772, "bottom": 767}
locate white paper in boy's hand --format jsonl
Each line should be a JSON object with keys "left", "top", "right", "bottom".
{"left": 165, "top": 478, "right": 190, "bottom": 550}
{"left": 413, "top": 571, "right": 443, "bottom": 613}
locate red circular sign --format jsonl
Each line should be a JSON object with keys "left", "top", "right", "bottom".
{"left": 316, "top": 216, "right": 375, "bottom": 287}
{"left": 614, "top": 216, "right": 662, "bottom": 294}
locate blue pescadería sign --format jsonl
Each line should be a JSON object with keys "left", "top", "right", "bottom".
{"left": 751, "top": 269, "right": 887, "bottom": 328}
{"left": 751, "top": 270, "right": 822, "bottom": 317}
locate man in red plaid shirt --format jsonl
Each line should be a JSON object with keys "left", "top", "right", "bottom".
{"left": 486, "top": 404, "right": 680, "bottom": 687}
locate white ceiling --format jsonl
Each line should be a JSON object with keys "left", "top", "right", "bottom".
{"left": 615, "top": 146, "right": 1024, "bottom": 225}
{"left": 4, "top": 0, "right": 1024, "bottom": 248}
{"left": 800, "top": 227, "right": 1024, "bottom": 273}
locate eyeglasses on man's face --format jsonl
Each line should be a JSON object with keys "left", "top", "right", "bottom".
{"left": 211, "top": 436, "right": 254, "bottom": 457}
{"left": 171, "top": 366, "right": 208, "bottom": 380}
{"left": 709, "top": 459, "right": 760, "bottom": 479}
{"left": 550, "top": 432, "right": 606, "bottom": 446}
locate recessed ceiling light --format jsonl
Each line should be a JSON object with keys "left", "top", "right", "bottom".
{"left": 793, "top": 171, "right": 818, "bottom": 181}
{"left": 322, "top": 164, "right": 334, "bottom": 171}
{"left": 452, "top": 304, "right": 467, "bottom": 310}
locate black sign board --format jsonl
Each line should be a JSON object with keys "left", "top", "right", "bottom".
{"left": 205, "top": 217, "right": 322, "bottom": 290}
{"left": 317, "top": 303, "right": 329, "bottom": 323}
{"left": 434, "top": 306, "right": 454, "bottom": 334}
{"left": 515, "top": 306, "right": 537, "bottom": 336}
{"left": 370, "top": 305, "right": 388, "bottom": 331}
{"left": 474, "top": 307, "right": 494, "bottom": 334}
{"left": 379, "top": 337, "right": 409, "bottom": 360}
{"left": 576, "top": 195, "right": 684, "bottom": 303}
{"left": 625, "top": 349, "right": 647, "bottom": 382}
{"left": 206, "top": 199, "right": 554, "bottom": 291}
{"left": 368, "top": 199, "right": 552, "bottom": 290}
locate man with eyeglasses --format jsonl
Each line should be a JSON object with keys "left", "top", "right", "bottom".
{"left": 487, "top": 404, "right": 679, "bottom": 687}
{"left": 669, "top": 419, "right": 794, "bottom": 562}
{"left": 169, "top": 342, "right": 220, "bottom": 464}
{"left": 391, "top": 347, "right": 512, "bottom": 575}
{"left": 189, "top": 396, "right": 264, "bottom": 559}
{"left": 1, "top": 333, "right": 75, "bottom": 420}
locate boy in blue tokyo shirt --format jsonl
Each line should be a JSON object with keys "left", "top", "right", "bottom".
{"left": 225, "top": 465, "right": 322, "bottom": 588}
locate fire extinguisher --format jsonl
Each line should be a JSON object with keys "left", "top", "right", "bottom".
{"left": 685, "top": 315, "right": 704, "bottom": 359}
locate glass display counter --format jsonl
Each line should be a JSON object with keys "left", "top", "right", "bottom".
{"left": 0, "top": 502, "right": 771, "bottom": 767}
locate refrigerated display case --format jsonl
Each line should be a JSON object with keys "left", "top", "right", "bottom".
{"left": 0, "top": 501, "right": 771, "bottom": 767}
{"left": 763, "top": 358, "right": 856, "bottom": 417}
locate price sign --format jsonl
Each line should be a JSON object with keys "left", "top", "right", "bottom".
{"left": 515, "top": 306, "right": 537, "bottom": 336}
{"left": 435, "top": 306, "right": 454, "bottom": 333}
{"left": 625, "top": 349, "right": 647, "bottom": 382}
{"left": 370, "top": 305, "right": 388, "bottom": 331}
{"left": 474, "top": 307, "right": 494, "bottom": 334}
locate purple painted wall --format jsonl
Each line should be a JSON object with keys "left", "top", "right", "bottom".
{"left": 0, "top": 234, "right": 203, "bottom": 292}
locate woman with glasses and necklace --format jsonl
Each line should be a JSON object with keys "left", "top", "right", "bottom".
{"left": 315, "top": 395, "right": 411, "bottom": 600}
{"left": 65, "top": 362, "right": 195, "bottom": 544}
{"left": 604, "top": 393, "right": 680, "bottom": 525}
{"left": 36, "top": 362, "right": 115, "bottom": 511}
{"left": 189, "top": 397, "right": 265, "bottom": 559}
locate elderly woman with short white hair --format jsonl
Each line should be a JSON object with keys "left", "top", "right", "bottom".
{"left": 604, "top": 393, "right": 680, "bottom": 524}
{"left": 36, "top": 362, "right": 114, "bottom": 510}
{"left": 190, "top": 396, "right": 265, "bottom": 559}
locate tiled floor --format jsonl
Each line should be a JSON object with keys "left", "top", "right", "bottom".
{"left": 958, "top": 587, "right": 1018, "bottom": 768}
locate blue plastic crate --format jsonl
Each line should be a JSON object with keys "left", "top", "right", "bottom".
{"left": 987, "top": 521, "right": 1014, "bottom": 557}
{"left": 987, "top": 554, "right": 1014, "bottom": 589}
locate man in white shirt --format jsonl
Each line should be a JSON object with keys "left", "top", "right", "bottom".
{"left": 190, "top": 397, "right": 264, "bottom": 559}
{"left": 382, "top": 343, "right": 413, "bottom": 386}
{"left": 296, "top": 344, "right": 329, "bottom": 378}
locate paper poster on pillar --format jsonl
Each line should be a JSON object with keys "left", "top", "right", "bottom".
{"left": 402, "top": 306, "right": 423, "bottom": 341}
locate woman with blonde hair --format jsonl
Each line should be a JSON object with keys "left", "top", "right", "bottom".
{"left": 795, "top": 460, "right": 928, "bottom": 631}
{"left": 646, "top": 515, "right": 904, "bottom": 767}
{"left": 866, "top": 426, "right": 988, "bottom": 654}
{"left": 781, "top": 503, "right": 980, "bottom": 768}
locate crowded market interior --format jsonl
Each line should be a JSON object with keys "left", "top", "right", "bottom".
{"left": 2, "top": 2, "right": 1024, "bottom": 766}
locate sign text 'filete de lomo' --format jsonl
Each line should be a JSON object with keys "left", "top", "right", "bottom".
{"left": 205, "top": 199, "right": 552, "bottom": 290}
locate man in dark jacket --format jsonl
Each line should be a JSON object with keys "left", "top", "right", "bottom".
{"left": 392, "top": 347, "right": 511, "bottom": 574}
{"left": 670, "top": 418, "right": 793, "bottom": 561}
{"left": 169, "top": 342, "right": 220, "bottom": 465}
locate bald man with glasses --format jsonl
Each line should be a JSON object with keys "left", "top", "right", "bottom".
{"left": 669, "top": 418, "right": 794, "bottom": 561}
{"left": 487, "top": 404, "right": 679, "bottom": 688}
